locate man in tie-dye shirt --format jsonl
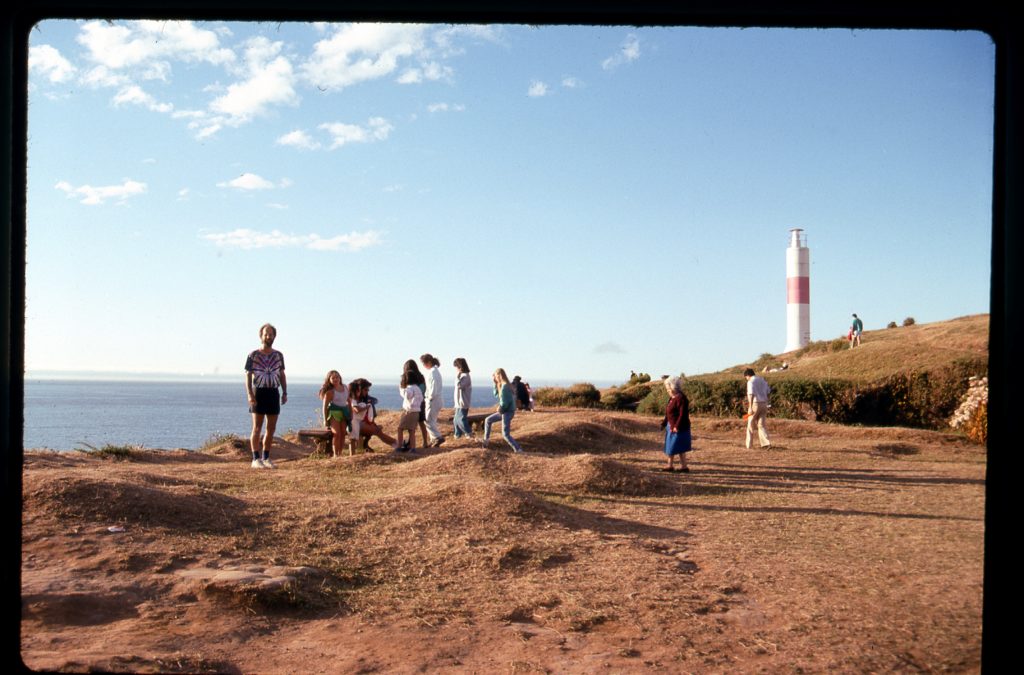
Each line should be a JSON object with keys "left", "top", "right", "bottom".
{"left": 245, "top": 323, "right": 288, "bottom": 469}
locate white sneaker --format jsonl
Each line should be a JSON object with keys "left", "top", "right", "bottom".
{"left": 251, "top": 459, "right": 264, "bottom": 469}
{"left": 262, "top": 458, "right": 275, "bottom": 469}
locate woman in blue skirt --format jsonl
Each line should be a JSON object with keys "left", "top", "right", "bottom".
{"left": 659, "top": 376, "right": 691, "bottom": 473}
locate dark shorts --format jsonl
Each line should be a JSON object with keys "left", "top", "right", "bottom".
{"left": 418, "top": 401, "right": 426, "bottom": 423}
{"left": 250, "top": 387, "right": 280, "bottom": 416}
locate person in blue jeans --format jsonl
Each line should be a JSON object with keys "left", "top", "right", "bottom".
{"left": 482, "top": 367, "right": 522, "bottom": 453}
{"left": 452, "top": 357, "right": 474, "bottom": 439}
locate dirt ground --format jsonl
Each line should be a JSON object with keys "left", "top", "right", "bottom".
{"left": 21, "top": 409, "right": 985, "bottom": 673}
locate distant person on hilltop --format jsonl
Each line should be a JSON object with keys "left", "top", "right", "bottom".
{"left": 452, "top": 357, "right": 474, "bottom": 439}
{"left": 421, "top": 353, "right": 445, "bottom": 447}
{"left": 245, "top": 323, "right": 287, "bottom": 469}
{"left": 851, "top": 313, "right": 864, "bottom": 348}
{"left": 482, "top": 368, "right": 523, "bottom": 453}
{"left": 659, "top": 376, "right": 692, "bottom": 473}
{"left": 743, "top": 368, "right": 772, "bottom": 450}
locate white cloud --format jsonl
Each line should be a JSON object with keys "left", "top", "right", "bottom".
{"left": 142, "top": 157, "right": 157, "bottom": 164}
{"left": 397, "top": 69, "right": 422, "bottom": 84}
{"left": 208, "top": 37, "right": 297, "bottom": 125}
{"left": 171, "top": 109, "right": 206, "bottom": 120}
{"left": 112, "top": 85, "right": 173, "bottom": 113}
{"left": 217, "top": 173, "right": 275, "bottom": 190}
{"left": 266, "top": 202, "right": 289, "bottom": 210}
{"left": 602, "top": 33, "right": 640, "bottom": 70}
{"left": 276, "top": 129, "right": 321, "bottom": 150}
{"left": 202, "top": 228, "right": 383, "bottom": 252}
{"left": 395, "top": 62, "right": 450, "bottom": 85}
{"left": 318, "top": 117, "right": 393, "bottom": 149}
{"left": 81, "top": 65, "right": 130, "bottom": 88}
{"left": 527, "top": 80, "right": 549, "bottom": 97}
{"left": 433, "top": 24, "right": 502, "bottom": 57}
{"left": 55, "top": 179, "right": 147, "bottom": 205}
{"left": 426, "top": 102, "right": 465, "bottom": 113}
{"left": 301, "top": 23, "right": 428, "bottom": 90}
{"left": 177, "top": 188, "right": 190, "bottom": 200}
{"left": 382, "top": 184, "right": 403, "bottom": 192}
{"left": 77, "top": 20, "right": 234, "bottom": 70}
{"left": 29, "top": 45, "right": 76, "bottom": 83}
{"left": 278, "top": 177, "right": 293, "bottom": 188}
{"left": 561, "top": 76, "right": 582, "bottom": 88}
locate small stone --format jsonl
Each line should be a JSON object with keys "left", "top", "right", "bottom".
{"left": 258, "top": 576, "right": 295, "bottom": 590}
{"left": 211, "top": 570, "right": 267, "bottom": 583}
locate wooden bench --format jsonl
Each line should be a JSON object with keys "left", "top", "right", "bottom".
{"left": 297, "top": 428, "right": 332, "bottom": 456}
{"left": 297, "top": 427, "right": 380, "bottom": 456}
{"left": 456, "top": 412, "right": 492, "bottom": 433}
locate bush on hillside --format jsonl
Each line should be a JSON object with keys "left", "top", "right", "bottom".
{"left": 636, "top": 383, "right": 670, "bottom": 416}
{"left": 626, "top": 372, "right": 652, "bottom": 385}
{"left": 601, "top": 381, "right": 656, "bottom": 410}
{"left": 533, "top": 383, "right": 601, "bottom": 408}
{"left": 903, "top": 317, "right": 916, "bottom": 326}
{"left": 887, "top": 321, "right": 898, "bottom": 329}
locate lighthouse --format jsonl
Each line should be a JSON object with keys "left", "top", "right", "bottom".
{"left": 785, "top": 228, "right": 810, "bottom": 352}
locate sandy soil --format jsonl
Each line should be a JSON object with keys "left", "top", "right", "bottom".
{"left": 21, "top": 410, "right": 985, "bottom": 673}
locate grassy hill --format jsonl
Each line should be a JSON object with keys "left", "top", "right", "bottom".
{"left": 577, "top": 314, "right": 989, "bottom": 432}
{"left": 711, "top": 313, "right": 989, "bottom": 383}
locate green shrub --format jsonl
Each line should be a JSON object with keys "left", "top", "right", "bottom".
{"left": 77, "top": 442, "right": 142, "bottom": 460}
{"left": 887, "top": 321, "right": 898, "bottom": 329}
{"left": 903, "top": 317, "right": 916, "bottom": 327}
{"left": 626, "top": 372, "right": 652, "bottom": 385}
{"left": 534, "top": 383, "right": 601, "bottom": 408}
{"left": 636, "top": 384, "right": 670, "bottom": 416}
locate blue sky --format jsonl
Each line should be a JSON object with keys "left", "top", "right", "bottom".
{"left": 25, "top": 21, "right": 994, "bottom": 384}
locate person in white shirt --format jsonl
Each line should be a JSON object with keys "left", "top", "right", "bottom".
{"left": 396, "top": 370, "right": 425, "bottom": 452}
{"left": 743, "top": 368, "right": 772, "bottom": 449}
{"left": 421, "top": 353, "right": 445, "bottom": 447}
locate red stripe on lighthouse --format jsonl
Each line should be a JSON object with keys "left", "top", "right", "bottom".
{"left": 787, "top": 277, "right": 809, "bottom": 304}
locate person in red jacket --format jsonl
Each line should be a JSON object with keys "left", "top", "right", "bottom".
{"left": 659, "top": 376, "right": 691, "bottom": 473}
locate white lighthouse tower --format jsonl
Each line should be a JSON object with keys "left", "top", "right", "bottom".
{"left": 785, "top": 228, "right": 810, "bottom": 352}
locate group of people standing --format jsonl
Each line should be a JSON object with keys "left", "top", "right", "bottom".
{"left": 243, "top": 324, "right": 526, "bottom": 468}
{"left": 245, "top": 323, "right": 771, "bottom": 474}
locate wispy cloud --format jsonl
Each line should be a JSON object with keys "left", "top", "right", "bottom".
{"left": 202, "top": 228, "right": 384, "bottom": 252}
{"left": 276, "top": 129, "right": 321, "bottom": 150}
{"left": 594, "top": 341, "right": 626, "bottom": 354}
{"left": 29, "top": 44, "right": 76, "bottom": 83}
{"left": 426, "top": 102, "right": 465, "bottom": 113}
{"left": 561, "top": 76, "right": 583, "bottom": 88}
{"left": 527, "top": 80, "right": 549, "bottom": 97}
{"left": 55, "top": 179, "right": 147, "bottom": 205}
{"left": 602, "top": 33, "right": 640, "bottom": 70}
{"left": 319, "top": 117, "right": 393, "bottom": 149}
{"left": 217, "top": 173, "right": 276, "bottom": 190}
{"left": 177, "top": 188, "right": 190, "bottom": 200}
{"left": 112, "top": 84, "right": 173, "bottom": 113}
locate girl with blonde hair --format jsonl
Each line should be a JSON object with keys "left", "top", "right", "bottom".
{"left": 482, "top": 368, "right": 522, "bottom": 453}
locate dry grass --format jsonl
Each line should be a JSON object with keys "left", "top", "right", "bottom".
{"left": 22, "top": 409, "right": 985, "bottom": 673}
{"left": 701, "top": 313, "right": 988, "bottom": 383}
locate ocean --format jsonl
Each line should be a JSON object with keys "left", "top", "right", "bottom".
{"left": 22, "top": 378, "right": 500, "bottom": 451}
